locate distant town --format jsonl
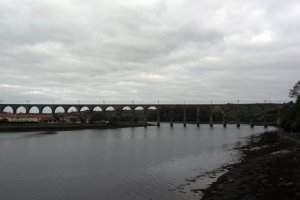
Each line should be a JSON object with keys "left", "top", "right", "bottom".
{"left": 0, "top": 112, "right": 99, "bottom": 124}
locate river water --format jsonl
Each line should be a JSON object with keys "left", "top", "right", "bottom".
{"left": 0, "top": 124, "right": 275, "bottom": 200}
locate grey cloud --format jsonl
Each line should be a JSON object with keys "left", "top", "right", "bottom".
{"left": 0, "top": 0, "right": 300, "bottom": 104}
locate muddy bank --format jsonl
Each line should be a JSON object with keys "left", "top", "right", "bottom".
{"left": 201, "top": 130, "right": 300, "bottom": 200}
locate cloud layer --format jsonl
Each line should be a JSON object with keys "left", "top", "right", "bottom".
{"left": 1, "top": 0, "right": 300, "bottom": 104}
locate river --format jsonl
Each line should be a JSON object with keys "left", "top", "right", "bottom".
{"left": 0, "top": 123, "right": 275, "bottom": 200}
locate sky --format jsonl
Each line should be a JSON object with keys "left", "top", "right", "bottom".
{"left": 0, "top": 0, "right": 300, "bottom": 104}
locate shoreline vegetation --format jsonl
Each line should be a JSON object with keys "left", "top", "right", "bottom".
{"left": 200, "top": 129, "right": 300, "bottom": 200}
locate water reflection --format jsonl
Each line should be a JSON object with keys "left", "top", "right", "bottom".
{"left": 25, "top": 131, "right": 58, "bottom": 137}
{"left": 0, "top": 124, "right": 275, "bottom": 200}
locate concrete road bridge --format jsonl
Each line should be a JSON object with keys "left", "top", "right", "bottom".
{"left": 0, "top": 103, "right": 286, "bottom": 127}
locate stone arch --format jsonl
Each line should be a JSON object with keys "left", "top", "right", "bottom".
{"left": 221, "top": 105, "right": 239, "bottom": 124}
{"left": 250, "top": 105, "right": 265, "bottom": 125}
{"left": 146, "top": 107, "right": 157, "bottom": 120}
{"left": 134, "top": 106, "right": 144, "bottom": 111}
{"left": 92, "top": 106, "right": 102, "bottom": 112}
{"left": 120, "top": 106, "right": 133, "bottom": 121}
{"left": 157, "top": 106, "right": 171, "bottom": 122}
{"left": 167, "top": 106, "right": 184, "bottom": 123}
{"left": 197, "top": 106, "right": 211, "bottom": 123}
{"left": 147, "top": 106, "right": 157, "bottom": 110}
{"left": 67, "top": 106, "right": 78, "bottom": 113}
{"left": 131, "top": 106, "right": 144, "bottom": 123}
{"left": 41, "top": 106, "right": 53, "bottom": 114}
{"left": 103, "top": 106, "right": 117, "bottom": 121}
{"left": 146, "top": 106, "right": 158, "bottom": 123}
{"left": 122, "top": 106, "right": 132, "bottom": 111}
{"left": 231, "top": 105, "right": 248, "bottom": 125}
{"left": 2, "top": 106, "right": 13, "bottom": 113}
{"left": 105, "top": 106, "right": 115, "bottom": 111}
{"left": 79, "top": 106, "right": 90, "bottom": 112}
{"left": 54, "top": 106, "right": 65, "bottom": 113}
{"left": 184, "top": 106, "right": 196, "bottom": 122}
{"left": 28, "top": 106, "right": 40, "bottom": 114}
{"left": 16, "top": 106, "right": 27, "bottom": 114}
{"left": 211, "top": 106, "right": 224, "bottom": 121}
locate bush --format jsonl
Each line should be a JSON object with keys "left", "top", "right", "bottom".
{"left": 281, "top": 97, "right": 300, "bottom": 131}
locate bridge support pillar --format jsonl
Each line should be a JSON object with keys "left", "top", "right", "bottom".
{"left": 196, "top": 107, "right": 200, "bottom": 127}
{"left": 116, "top": 109, "right": 122, "bottom": 122}
{"left": 170, "top": 108, "right": 173, "bottom": 127}
{"left": 143, "top": 110, "right": 148, "bottom": 127}
{"left": 263, "top": 111, "right": 268, "bottom": 128}
{"left": 250, "top": 109, "right": 254, "bottom": 128}
{"left": 157, "top": 109, "right": 160, "bottom": 127}
{"left": 12, "top": 107, "right": 17, "bottom": 114}
{"left": 210, "top": 111, "right": 213, "bottom": 127}
{"left": 25, "top": 107, "right": 29, "bottom": 114}
{"left": 131, "top": 110, "right": 135, "bottom": 122}
{"left": 103, "top": 110, "right": 106, "bottom": 121}
{"left": 237, "top": 110, "right": 240, "bottom": 127}
{"left": 250, "top": 119, "right": 254, "bottom": 127}
{"left": 183, "top": 109, "right": 186, "bottom": 127}
{"left": 223, "top": 112, "right": 227, "bottom": 128}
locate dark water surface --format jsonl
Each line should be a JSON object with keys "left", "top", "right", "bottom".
{"left": 0, "top": 124, "right": 275, "bottom": 200}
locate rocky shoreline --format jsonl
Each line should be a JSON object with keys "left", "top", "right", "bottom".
{"left": 201, "top": 129, "right": 300, "bottom": 200}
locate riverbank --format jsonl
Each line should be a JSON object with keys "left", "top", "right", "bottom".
{"left": 201, "top": 129, "right": 300, "bottom": 199}
{"left": 0, "top": 122, "right": 155, "bottom": 132}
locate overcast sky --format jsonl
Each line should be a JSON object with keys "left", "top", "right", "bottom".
{"left": 0, "top": 0, "right": 299, "bottom": 104}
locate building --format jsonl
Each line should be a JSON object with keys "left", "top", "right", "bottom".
{"left": 0, "top": 113, "right": 53, "bottom": 123}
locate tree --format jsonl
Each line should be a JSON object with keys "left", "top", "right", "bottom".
{"left": 289, "top": 80, "right": 300, "bottom": 99}
{"left": 281, "top": 80, "right": 300, "bottom": 131}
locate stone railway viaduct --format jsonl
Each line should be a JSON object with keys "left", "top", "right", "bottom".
{"left": 0, "top": 103, "right": 285, "bottom": 127}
